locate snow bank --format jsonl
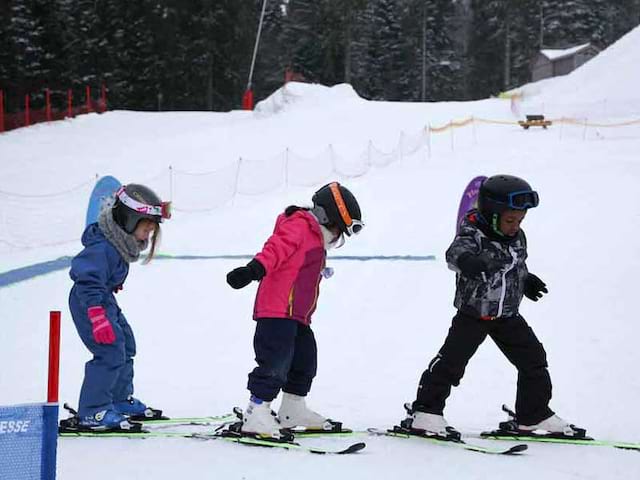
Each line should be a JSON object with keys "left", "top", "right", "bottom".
{"left": 519, "top": 26, "right": 640, "bottom": 118}
{"left": 254, "top": 82, "right": 363, "bottom": 117}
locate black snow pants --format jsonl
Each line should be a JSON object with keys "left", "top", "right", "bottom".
{"left": 412, "top": 311, "right": 554, "bottom": 426}
{"left": 247, "top": 318, "right": 317, "bottom": 402}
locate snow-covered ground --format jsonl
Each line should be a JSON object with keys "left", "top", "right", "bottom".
{"left": 2, "top": 26, "right": 640, "bottom": 480}
{"left": 515, "top": 24, "right": 640, "bottom": 119}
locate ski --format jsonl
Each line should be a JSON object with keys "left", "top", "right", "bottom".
{"left": 368, "top": 428, "right": 527, "bottom": 455}
{"left": 61, "top": 403, "right": 236, "bottom": 429}
{"left": 194, "top": 431, "right": 365, "bottom": 455}
{"left": 477, "top": 403, "right": 640, "bottom": 452}
{"left": 59, "top": 430, "right": 188, "bottom": 439}
{"left": 140, "top": 413, "right": 237, "bottom": 427}
{"left": 59, "top": 429, "right": 366, "bottom": 454}
{"left": 290, "top": 427, "right": 355, "bottom": 437}
{"left": 479, "top": 431, "right": 640, "bottom": 452}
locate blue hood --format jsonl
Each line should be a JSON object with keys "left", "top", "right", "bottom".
{"left": 81, "top": 223, "right": 106, "bottom": 248}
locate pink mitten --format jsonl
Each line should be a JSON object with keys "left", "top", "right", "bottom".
{"left": 87, "top": 306, "right": 116, "bottom": 344}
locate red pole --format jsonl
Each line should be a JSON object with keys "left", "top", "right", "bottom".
{"left": 242, "top": 89, "right": 254, "bottom": 110}
{"left": 67, "top": 89, "right": 72, "bottom": 118}
{"left": 46, "top": 88, "right": 51, "bottom": 122}
{"left": 47, "top": 311, "right": 61, "bottom": 403}
{"left": 0, "top": 90, "right": 4, "bottom": 133}
{"left": 25, "top": 93, "right": 30, "bottom": 126}
{"left": 86, "top": 85, "right": 91, "bottom": 112}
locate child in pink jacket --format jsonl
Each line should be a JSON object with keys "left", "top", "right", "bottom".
{"left": 226, "top": 182, "right": 363, "bottom": 439}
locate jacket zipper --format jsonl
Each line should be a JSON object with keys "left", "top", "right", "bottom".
{"left": 304, "top": 277, "right": 321, "bottom": 322}
{"left": 287, "top": 286, "right": 295, "bottom": 317}
{"left": 497, "top": 245, "right": 518, "bottom": 317}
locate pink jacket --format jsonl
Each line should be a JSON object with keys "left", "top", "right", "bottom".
{"left": 253, "top": 210, "right": 326, "bottom": 325}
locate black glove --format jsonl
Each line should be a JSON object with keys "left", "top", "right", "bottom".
{"left": 524, "top": 273, "right": 548, "bottom": 301}
{"left": 457, "top": 252, "right": 500, "bottom": 279}
{"left": 226, "top": 259, "right": 266, "bottom": 289}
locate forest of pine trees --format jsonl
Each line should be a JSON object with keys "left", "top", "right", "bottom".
{"left": 1, "top": 0, "right": 639, "bottom": 112}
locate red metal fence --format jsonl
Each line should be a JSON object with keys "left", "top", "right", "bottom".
{"left": 0, "top": 85, "right": 107, "bottom": 133}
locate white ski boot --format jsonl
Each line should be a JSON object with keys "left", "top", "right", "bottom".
{"left": 519, "top": 414, "right": 580, "bottom": 436}
{"left": 400, "top": 403, "right": 461, "bottom": 440}
{"left": 497, "top": 405, "right": 587, "bottom": 438}
{"left": 241, "top": 397, "right": 287, "bottom": 439}
{"left": 411, "top": 412, "right": 453, "bottom": 436}
{"left": 277, "top": 393, "right": 331, "bottom": 430}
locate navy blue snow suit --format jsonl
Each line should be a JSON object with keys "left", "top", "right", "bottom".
{"left": 68, "top": 223, "right": 135, "bottom": 418}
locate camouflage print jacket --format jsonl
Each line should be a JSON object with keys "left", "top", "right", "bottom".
{"left": 445, "top": 212, "right": 528, "bottom": 319}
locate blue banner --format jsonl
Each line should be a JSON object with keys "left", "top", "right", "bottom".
{"left": 0, "top": 403, "right": 58, "bottom": 480}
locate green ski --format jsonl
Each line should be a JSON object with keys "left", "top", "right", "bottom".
{"left": 60, "top": 429, "right": 366, "bottom": 454}
{"left": 368, "top": 428, "right": 527, "bottom": 455}
{"left": 141, "top": 413, "right": 236, "bottom": 427}
{"left": 479, "top": 432, "right": 640, "bottom": 451}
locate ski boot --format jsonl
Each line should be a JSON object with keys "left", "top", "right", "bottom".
{"left": 485, "top": 404, "right": 589, "bottom": 439}
{"left": 277, "top": 393, "right": 347, "bottom": 433}
{"left": 59, "top": 404, "right": 144, "bottom": 433}
{"left": 396, "top": 402, "right": 461, "bottom": 441}
{"left": 234, "top": 396, "right": 293, "bottom": 441}
{"left": 114, "top": 395, "right": 167, "bottom": 421}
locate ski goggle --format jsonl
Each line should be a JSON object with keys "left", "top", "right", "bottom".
{"left": 328, "top": 182, "right": 364, "bottom": 236}
{"left": 494, "top": 190, "right": 539, "bottom": 210}
{"left": 116, "top": 187, "right": 172, "bottom": 220}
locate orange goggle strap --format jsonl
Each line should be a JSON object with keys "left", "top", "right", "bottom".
{"left": 329, "top": 182, "right": 353, "bottom": 228}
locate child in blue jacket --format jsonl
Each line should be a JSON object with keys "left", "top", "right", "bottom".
{"left": 68, "top": 184, "right": 170, "bottom": 431}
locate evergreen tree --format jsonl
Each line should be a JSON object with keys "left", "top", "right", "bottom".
{"left": 538, "top": 0, "right": 605, "bottom": 48}
{"left": 469, "top": 0, "right": 538, "bottom": 98}
{"left": 468, "top": 0, "right": 507, "bottom": 97}
{"left": 402, "top": 0, "right": 462, "bottom": 101}
{"left": 0, "top": 0, "right": 13, "bottom": 97}
{"left": 283, "top": 0, "right": 336, "bottom": 84}
{"left": 253, "top": 0, "right": 290, "bottom": 100}
{"left": 1, "top": 1, "right": 638, "bottom": 111}
{"left": 30, "top": 0, "right": 73, "bottom": 108}
{"left": 3, "top": 0, "right": 45, "bottom": 109}
{"left": 351, "top": 0, "right": 407, "bottom": 100}
{"left": 67, "top": 0, "right": 101, "bottom": 88}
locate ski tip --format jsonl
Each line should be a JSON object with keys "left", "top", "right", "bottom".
{"left": 343, "top": 442, "right": 366, "bottom": 454}
{"left": 507, "top": 444, "right": 528, "bottom": 454}
{"left": 313, "top": 442, "right": 365, "bottom": 455}
{"left": 614, "top": 445, "right": 640, "bottom": 451}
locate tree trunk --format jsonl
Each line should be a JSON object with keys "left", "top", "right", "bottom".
{"left": 503, "top": 14, "right": 511, "bottom": 90}
{"left": 207, "top": 53, "right": 213, "bottom": 111}
{"left": 344, "top": 12, "right": 352, "bottom": 83}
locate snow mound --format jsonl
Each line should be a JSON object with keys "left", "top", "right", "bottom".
{"left": 254, "top": 82, "right": 363, "bottom": 117}
{"left": 520, "top": 25, "right": 640, "bottom": 118}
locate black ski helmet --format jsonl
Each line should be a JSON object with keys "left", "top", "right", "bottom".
{"left": 311, "top": 182, "right": 363, "bottom": 236}
{"left": 112, "top": 184, "right": 169, "bottom": 234}
{"left": 478, "top": 174, "right": 539, "bottom": 234}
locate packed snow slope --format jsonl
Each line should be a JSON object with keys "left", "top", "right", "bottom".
{"left": 2, "top": 27, "right": 640, "bottom": 480}
{"left": 516, "top": 25, "right": 640, "bottom": 119}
